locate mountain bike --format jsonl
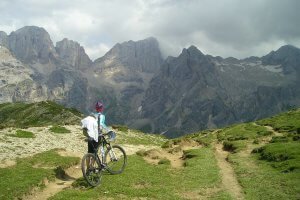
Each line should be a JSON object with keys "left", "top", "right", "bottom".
{"left": 81, "top": 131, "right": 127, "bottom": 186}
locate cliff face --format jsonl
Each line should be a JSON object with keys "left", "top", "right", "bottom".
{"left": 88, "top": 37, "right": 163, "bottom": 123}
{"left": 0, "top": 46, "right": 47, "bottom": 102}
{"left": 0, "top": 26, "right": 90, "bottom": 111}
{"left": 0, "top": 26, "right": 300, "bottom": 137}
{"left": 138, "top": 45, "right": 300, "bottom": 137}
{"left": 56, "top": 38, "right": 92, "bottom": 70}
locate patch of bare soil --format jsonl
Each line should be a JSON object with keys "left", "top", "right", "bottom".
{"left": 142, "top": 141, "right": 202, "bottom": 169}
{"left": 121, "top": 144, "right": 159, "bottom": 155}
{"left": 24, "top": 160, "right": 82, "bottom": 200}
{"left": 176, "top": 139, "right": 201, "bottom": 151}
{"left": 214, "top": 143, "right": 244, "bottom": 200}
{"left": 0, "top": 159, "right": 16, "bottom": 168}
{"left": 180, "top": 187, "right": 222, "bottom": 200}
{"left": 142, "top": 148, "right": 184, "bottom": 168}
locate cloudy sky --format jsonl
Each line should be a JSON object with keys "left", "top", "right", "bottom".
{"left": 0, "top": 0, "right": 300, "bottom": 60}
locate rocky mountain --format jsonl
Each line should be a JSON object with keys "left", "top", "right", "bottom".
{"left": 86, "top": 37, "right": 163, "bottom": 123}
{"left": 0, "top": 46, "right": 47, "bottom": 102}
{"left": 56, "top": 38, "right": 92, "bottom": 70}
{"left": 137, "top": 45, "right": 300, "bottom": 137}
{"left": 0, "top": 25, "right": 299, "bottom": 137}
{"left": 0, "top": 26, "right": 90, "bottom": 111}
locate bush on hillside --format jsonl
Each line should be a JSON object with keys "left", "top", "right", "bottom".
{"left": 49, "top": 126, "right": 71, "bottom": 134}
{"left": 158, "top": 158, "right": 170, "bottom": 165}
{"left": 8, "top": 130, "right": 35, "bottom": 138}
{"left": 252, "top": 142, "right": 300, "bottom": 172}
{"left": 112, "top": 124, "right": 129, "bottom": 132}
{"left": 0, "top": 101, "right": 83, "bottom": 128}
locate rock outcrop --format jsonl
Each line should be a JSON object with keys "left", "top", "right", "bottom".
{"left": 7, "top": 26, "right": 57, "bottom": 64}
{"left": 56, "top": 38, "right": 92, "bottom": 70}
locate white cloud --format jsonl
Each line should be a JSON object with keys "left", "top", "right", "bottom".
{"left": 0, "top": 0, "right": 299, "bottom": 60}
{"left": 85, "top": 43, "right": 110, "bottom": 61}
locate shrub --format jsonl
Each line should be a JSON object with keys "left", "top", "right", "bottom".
{"left": 49, "top": 126, "right": 71, "bottom": 134}
{"left": 161, "top": 141, "right": 173, "bottom": 149}
{"left": 253, "top": 139, "right": 260, "bottom": 144}
{"left": 223, "top": 141, "right": 246, "bottom": 153}
{"left": 136, "top": 150, "right": 147, "bottom": 157}
{"left": 158, "top": 158, "right": 170, "bottom": 165}
{"left": 112, "top": 124, "right": 128, "bottom": 132}
{"left": 223, "top": 141, "right": 237, "bottom": 152}
{"left": 8, "top": 130, "right": 35, "bottom": 138}
{"left": 182, "top": 150, "right": 198, "bottom": 160}
{"left": 269, "top": 136, "right": 289, "bottom": 143}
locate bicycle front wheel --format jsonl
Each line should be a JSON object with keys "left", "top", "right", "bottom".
{"left": 81, "top": 153, "right": 103, "bottom": 186}
{"left": 104, "top": 145, "right": 127, "bottom": 174}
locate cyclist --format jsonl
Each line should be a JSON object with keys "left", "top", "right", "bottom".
{"left": 93, "top": 101, "right": 110, "bottom": 134}
{"left": 81, "top": 101, "right": 110, "bottom": 171}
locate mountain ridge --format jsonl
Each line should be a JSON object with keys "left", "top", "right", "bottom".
{"left": 0, "top": 26, "right": 300, "bottom": 137}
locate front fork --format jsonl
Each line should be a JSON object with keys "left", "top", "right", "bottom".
{"left": 106, "top": 144, "right": 118, "bottom": 162}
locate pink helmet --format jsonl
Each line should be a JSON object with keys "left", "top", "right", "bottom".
{"left": 95, "top": 101, "right": 104, "bottom": 112}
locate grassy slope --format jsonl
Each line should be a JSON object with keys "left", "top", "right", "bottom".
{"left": 1, "top": 102, "right": 299, "bottom": 199}
{"left": 217, "top": 108, "right": 300, "bottom": 199}
{"left": 0, "top": 101, "right": 82, "bottom": 128}
{"left": 50, "top": 148, "right": 232, "bottom": 200}
{"left": 0, "top": 149, "right": 80, "bottom": 200}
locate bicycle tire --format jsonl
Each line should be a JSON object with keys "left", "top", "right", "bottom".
{"left": 104, "top": 145, "right": 127, "bottom": 175}
{"left": 81, "top": 153, "right": 103, "bottom": 186}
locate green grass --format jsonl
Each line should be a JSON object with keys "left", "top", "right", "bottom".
{"left": 217, "top": 123, "right": 272, "bottom": 142}
{"left": 0, "top": 101, "right": 83, "bottom": 129}
{"left": 112, "top": 124, "right": 129, "bottom": 132}
{"left": 115, "top": 129, "right": 167, "bottom": 146}
{"left": 50, "top": 148, "right": 233, "bottom": 200}
{"left": 0, "top": 149, "right": 80, "bottom": 200}
{"left": 223, "top": 140, "right": 247, "bottom": 153}
{"left": 49, "top": 126, "right": 71, "bottom": 134}
{"left": 252, "top": 142, "right": 300, "bottom": 172}
{"left": 228, "top": 149, "right": 300, "bottom": 199}
{"left": 161, "top": 129, "right": 217, "bottom": 149}
{"left": 257, "top": 108, "right": 300, "bottom": 134}
{"left": 8, "top": 130, "right": 35, "bottom": 138}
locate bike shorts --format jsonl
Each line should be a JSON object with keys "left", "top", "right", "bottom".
{"left": 88, "top": 139, "right": 99, "bottom": 153}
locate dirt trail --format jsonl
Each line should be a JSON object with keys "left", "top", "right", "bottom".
{"left": 214, "top": 143, "right": 244, "bottom": 200}
{"left": 24, "top": 143, "right": 158, "bottom": 200}
{"left": 264, "top": 125, "right": 283, "bottom": 137}
{"left": 25, "top": 164, "right": 82, "bottom": 200}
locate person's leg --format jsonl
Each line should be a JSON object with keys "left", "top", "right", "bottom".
{"left": 87, "top": 140, "right": 94, "bottom": 169}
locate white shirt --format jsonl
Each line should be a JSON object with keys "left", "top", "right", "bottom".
{"left": 81, "top": 116, "right": 99, "bottom": 142}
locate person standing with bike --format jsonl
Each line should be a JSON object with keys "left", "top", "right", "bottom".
{"left": 81, "top": 101, "right": 126, "bottom": 187}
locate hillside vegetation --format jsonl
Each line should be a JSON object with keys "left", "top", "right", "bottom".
{"left": 0, "top": 104, "right": 299, "bottom": 199}
{"left": 0, "top": 101, "right": 82, "bottom": 128}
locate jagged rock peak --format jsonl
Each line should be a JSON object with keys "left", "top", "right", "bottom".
{"left": 8, "top": 26, "right": 56, "bottom": 64}
{"left": 0, "top": 31, "right": 8, "bottom": 47}
{"left": 95, "top": 36, "right": 163, "bottom": 73}
{"left": 181, "top": 45, "right": 204, "bottom": 57}
{"left": 56, "top": 38, "right": 92, "bottom": 70}
{"left": 277, "top": 44, "right": 299, "bottom": 51}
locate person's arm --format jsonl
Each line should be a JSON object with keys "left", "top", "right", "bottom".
{"left": 99, "top": 114, "right": 109, "bottom": 132}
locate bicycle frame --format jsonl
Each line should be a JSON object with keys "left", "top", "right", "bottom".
{"left": 90, "top": 134, "right": 115, "bottom": 169}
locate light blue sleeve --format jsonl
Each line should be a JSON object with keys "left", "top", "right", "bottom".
{"left": 100, "top": 114, "right": 109, "bottom": 131}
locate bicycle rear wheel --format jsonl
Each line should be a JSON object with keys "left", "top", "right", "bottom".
{"left": 104, "top": 145, "right": 127, "bottom": 174}
{"left": 81, "top": 153, "right": 103, "bottom": 186}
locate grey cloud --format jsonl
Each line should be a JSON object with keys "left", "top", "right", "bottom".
{"left": 0, "top": 0, "right": 299, "bottom": 60}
